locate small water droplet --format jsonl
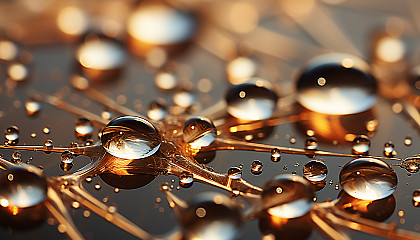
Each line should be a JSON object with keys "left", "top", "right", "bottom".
{"left": 289, "top": 138, "right": 296, "bottom": 144}
{"left": 340, "top": 158, "right": 397, "bottom": 200}
{"left": 75, "top": 117, "right": 93, "bottom": 141}
{"left": 226, "top": 56, "right": 258, "bottom": 84}
{"left": 114, "top": 188, "right": 119, "bottom": 193}
{"left": 283, "top": 166, "right": 288, "bottom": 171}
{"left": 179, "top": 172, "right": 193, "bottom": 188}
{"left": 25, "top": 97, "right": 41, "bottom": 117}
{"left": 72, "top": 201, "right": 80, "bottom": 209}
{"left": 352, "top": 135, "right": 370, "bottom": 155}
{"left": 4, "top": 125, "right": 19, "bottom": 145}
{"left": 43, "top": 126, "right": 51, "bottom": 134}
{"left": 401, "top": 156, "right": 420, "bottom": 173}
{"left": 251, "top": 160, "right": 263, "bottom": 175}
{"left": 271, "top": 148, "right": 281, "bottom": 162}
{"left": 183, "top": 117, "right": 216, "bottom": 148}
{"left": 296, "top": 53, "right": 377, "bottom": 115}
{"left": 413, "top": 189, "right": 420, "bottom": 207}
{"left": 329, "top": 180, "right": 333, "bottom": 185}
{"left": 404, "top": 136, "right": 412, "bottom": 146}
{"left": 101, "top": 116, "right": 161, "bottom": 159}
{"left": 303, "top": 160, "right": 328, "bottom": 181}
{"left": 304, "top": 137, "right": 318, "bottom": 150}
{"left": 228, "top": 167, "right": 242, "bottom": 179}
{"left": 7, "top": 62, "right": 31, "bottom": 82}
{"left": 383, "top": 141, "right": 396, "bottom": 157}
{"left": 173, "top": 90, "right": 196, "bottom": 108}
{"left": 94, "top": 183, "right": 101, "bottom": 190}
{"left": 30, "top": 132, "right": 36, "bottom": 138}
{"left": 11, "top": 151, "right": 21, "bottom": 163}
{"left": 85, "top": 177, "right": 92, "bottom": 183}
{"left": 147, "top": 99, "right": 167, "bottom": 121}
{"left": 154, "top": 72, "right": 178, "bottom": 91}
{"left": 44, "top": 140, "right": 53, "bottom": 150}
{"left": 335, "top": 184, "right": 339, "bottom": 190}
{"left": 226, "top": 78, "right": 278, "bottom": 121}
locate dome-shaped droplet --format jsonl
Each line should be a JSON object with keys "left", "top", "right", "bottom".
{"left": 0, "top": 165, "right": 48, "bottom": 208}
{"left": 44, "top": 139, "right": 53, "bottom": 150}
{"left": 413, "top": 189, "right": 420, "bottom": 207}
{"left": 76, "top": 34, "right": 126, "bottom": 82}
{"left": 173, "top": 90, "right": 196, "bottom": 108}
{"left": 226, "top": 56, "right": 258, "bottom": 84}
{"left": 304, "top": 137, "right": 318, "bottom": 150}
{"left": 127, "top": 3, "right": 197, "bottom": 57}
{"left": 303, "top": 160, "right": 328, "bottom": 181}
{"left": 75, "top": 117, "right": 93, "bottom": 141}
{"left": 180, "top": 192, "right": 242, "bottom": 240}
{"left": 296, "top": 53, "right": 377, "bottom": 115}
{"left": 61, "top": 151, "right": 74, "bottom": 164}
{"left": 352, "top": 135, "right": 370, "bottom": 155}
{"left": 251, "top": 160, "right": 263, "bottom": 175}
{"left": 226, "top": 78, "right": 278, "bottom": 120}
{"left": 401, "top": 156, "right": 420, "bottom": 173}
{"left": 271, "top": 148, "right": 281, "bottom": 162}
{"left": 339, "top": 158, "right": 397, "bottom": 200}
{"left": 100, "top": 116, "right": 161, "bottom": 159}
{"left": 383, "top": 141, "right": 396, "bottom": 157}
{"left": 183, "top": 117, "right": 216, "bottom": 148}
{"left": 262, "top": 174, "right": 315, "bottom": 219}
{"left": 25, "top": 97, "right": 41, "bottom": 117}
{"left": 228, "top": 167, "right": 242, "bottom": 179}
{"left": 147, "top": 99, "right": 167, "bottom": 121}
{"left": 5, "top": 125, "right": 19, "bottom": 145}
{"left": 404, "top": 136, "right": 412, "bottom": 146}
{"left": 179, "top": 172, "right": 194, "bottom": 188}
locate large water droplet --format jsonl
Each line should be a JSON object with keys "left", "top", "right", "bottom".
{"left": 126, "top": 3, "right": 197, "bottom": 57}
{"left": 251, "top": 160, "right": 263, "bottom": 175}
{"left": 226, "top": 78, "right": 278, "bottom": 120}
{"left": 262, "top": 174, "right": 315, "bottom": 219}
{"left": 339, "top": 158, "right": 397, "bottom": 200}
{"left": 75, "top": 117, "right": 94, "bottom": 141}
{"left": 303, "top": 160, "right": 328, "bottom": 181}
{"left": 76, "top": 34, "right": 126, "bottom": 82}
{"left": 180, "top": 192, "right": 242, "bottom": 240}
{"left": 4, "top": 126, "right": 19, "bottom": 145}
{"left": 352, "top": 135, "right": 370, "bottom": 155}
{"left": 296, "top": 53, "right": 377, "bottom": 115}
{"left": 183, "top": 117, "right": 216, "bottom": 148}
{"left": 147, "top": 99, "right": 167, "bottom": 121}
{"left": 101, "top": 116, "right": 161, "bottom": 159}
{"left": 25, "top": 97, "right": 41, "bottom": 117}
{"left": 0, "top": 165, "right": 48, "bottom": 208}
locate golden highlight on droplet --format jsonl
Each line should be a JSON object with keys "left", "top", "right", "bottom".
{"left": 341, "top": 58, "right": 354, "bottom": 68}
{"left": 317, "top": 77, "right": 326, "bottom": 86}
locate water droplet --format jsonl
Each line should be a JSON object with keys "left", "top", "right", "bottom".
{"left": 251, "top": 160, "right": 263, "bottom": 175}
{"left": 335, "top": 184, "right": 339, "bottom": 190}
{"left": 30, "top": 132, "right": 36, "bottom": 138}
{"left": 155, "top": 72, "right": 178, "bottom": 91}
{"left": 60, "top": 151, "right": 74, "bottom": 171}
{"left": 85, "top": 177, "right": 92, "bottom": 183}
{"left": 101, "top": 110, "right": 113, "bottom": 121}
{"left": 329, "top": 180, "right": 333, "bottom": 185}
{"left": 262, "top": 174, "right": 315, "bottom": 218}
{"left": 352, "top": 135, "right": 370, "bottom": 155}
{"left": 304, "top": 137, "right": 318, "bottom": 150}
{"left": 401, "top": 156, "right": 420, "bottom": 173}
{"left": 0, "top": 165, "right": 48, "bottom": 208}
{"left": 183, "top": 117, "right": 216, "bottom": 148}
{"left": 339, "top": 158, "right": 397, "bottom": 200}
{"left": 179, "top": 172, "right": 193, "bottom": 188}
{"left": 75, "top": 117, "right": 93, "bottom": 141}
{"left": 11, "top": 151, "right": 21, "bottom": 163}
{"left": 101, "top": 116, "right": 161, "bottom": 159}
{"left": 226, "top": 78, "right": 278, "bottom": 120}
{"left": 180, "top": 192, "right": 242, "bottom": 240}
{"left": 127, "top": 4, "right": 197, "bottom": 57}
{"left": 228, "top": 167, "right": 242, "bottom": 179}
{"left": 383, "top": 141, "right": 396, "bottom": 157}
{"left": 404, "top": 136, "right": 412, "bottom": 146}
{"left": 114, "top": 188, "right": 119, "bottom": 193}
{"left": 72, "top": 201, "right": 80, "bottom": 209}
{"left": 25, "top": 97, "right": 41, "bottom": 117}
{"left": 4, "top": 126, "right": 19, "bottom": 145}
{"left": 283, "top": 166, "right": 288, "bottom": 171}
{"left": 413, "top": 189, "right": 420, "bottom": 207}
{"left": 76, "top": 34, "right": 126, "bottom": 82}
{"left": 289, "top": 137, "right": 296, "bottom": 144}
{"left": 7, "top": 62, "right": 30, "bottom": 82}
{"left": 0, "top": 39, "right": 21, "bottom": 62}
{"left": 43, "top": 126, "right": 51, "bottom": 134}
{"left": 303, "top": 160, "right": 328, "bottom": 181}
{"left": 296, "top": 53, "right": 377, "bottom": 115}
{"left": 94, "top": 183, "right": 101, "bottom": 190}
{"left": 271, "top": 148, "right": 281, "bottom": 162}
{"left": 226, "top": 56, "right": 258, "bottom": 84}
{"left": 44, "top": 140, "right": 53, "bottom": 150}
{"left": 147, "top": 99, "right": 167, "bottom": 121}
{"left": 173, "top": 90, "right": 196, "bottom": 108}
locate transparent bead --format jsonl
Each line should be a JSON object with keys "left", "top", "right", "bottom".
{"left": 75, "top": 117, "right": 94, "bottom": 141}
{"left": 226, "top": 78, "right": 278, "bottom": 121}
{"left": 183, "top": 117, "right": 216, "bottom": 148}
{"left": 296, "top": 53, "right": 377, "bottom": 115}
{"left": 101, "top": 116, "right": 161, "bottom": 159}
{"left": 340, "top": 158, "right": 397, "bottom": 200}
{"left": 303, "top": 160, "right": 328, "bottom": 181}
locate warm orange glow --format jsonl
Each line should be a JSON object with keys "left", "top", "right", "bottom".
{"left": 270, "top": 214, "right": 289, "bottom": 226}
{"left": 10, "top": 206, "right": 19, "bottom": 215}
